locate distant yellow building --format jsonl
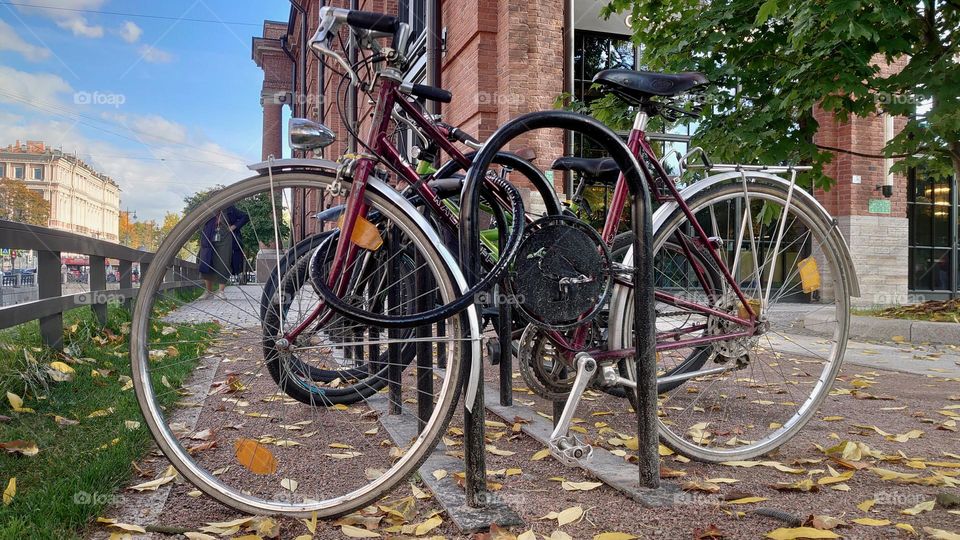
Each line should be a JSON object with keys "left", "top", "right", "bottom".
{"left": 0, "top": 140, "right": 120, "bottom": 242}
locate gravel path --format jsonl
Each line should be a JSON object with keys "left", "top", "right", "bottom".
{"left": 87, "top": 294, "right": 960, "bottom": 539}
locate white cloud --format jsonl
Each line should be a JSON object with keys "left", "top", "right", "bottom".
{"left": 0, "top": 20, "right": 51, "bottom": 61}
{"left": 0, "top": 66, "right": 73, "bottom": 107}
{"left": 0, "top": 112, "right": 252, "bottom": 221}
{"left": 118, "top": 21, "right": 142, "bottom": 44}
{"left": 14, "top": 0, "right": 106, "bottom": 38}
{"left": 138, "top": 45, "right": 174, "bottom": 64}
{"left": 57, "top": 17, "right": 104, "bottom": 38}
{"left": 128, "top": 114, "right": 189, "bottom": 145}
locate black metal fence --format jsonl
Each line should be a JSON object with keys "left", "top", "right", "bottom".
{"left": 0, "top": 220, "right": 199, "bottom": 349}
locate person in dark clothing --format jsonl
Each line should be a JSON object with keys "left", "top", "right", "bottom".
{"left": 197, "top": 205, "right": 249, "bottom": 299}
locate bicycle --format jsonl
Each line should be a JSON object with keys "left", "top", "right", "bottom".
{"left": 129, "top": 4, "right": 600, "bottom": 517}
{"left": 459, "top": 68, "right": 860, "bottom": 463}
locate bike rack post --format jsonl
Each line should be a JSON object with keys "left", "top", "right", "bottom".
{"left": 460, "top": 111, "right": 660, "bottom": 492}
{"left": 497, "top": 284, "right": 512, "bottom": 406}
{"left": 497, "top": 220, "right": 513, "bottom": 407}
{"left": 415, "top": 249, "right": 435, "bottom": 431}
{"left": 387, "top": 225, "right": 403, "bottom": 415}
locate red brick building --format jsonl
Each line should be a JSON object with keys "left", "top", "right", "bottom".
{"left": 253, "top": 2, "right": 958, "bottom": 305}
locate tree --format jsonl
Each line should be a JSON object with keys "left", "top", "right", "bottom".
{"left": 0, "top": 178, "right": 51, "bottom": 226}
{"left": 118, "top": 211, "right": 135, "bottom": 246}
{"left": 159, "top": 211, "right": 180, "bottom": 241}
{"left": 600, "top": 0, "right": 960, "bottom": 185}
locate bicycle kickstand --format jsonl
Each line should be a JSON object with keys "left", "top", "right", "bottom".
{"left": 548, "top": 352, "right": 596, "bottom": 466}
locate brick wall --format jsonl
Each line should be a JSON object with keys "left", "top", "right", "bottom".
{"left": 255, "top": 9, "right": 913, "bottom": 305}
{"left": 812, "top": 55, "right": 910, "bottom": 305}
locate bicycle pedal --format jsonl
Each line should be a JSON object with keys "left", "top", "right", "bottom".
{"left": 549, "top": 434, "right": 593, "bottom": 466}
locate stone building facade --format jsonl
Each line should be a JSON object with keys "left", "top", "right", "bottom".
{"left": 0, "top": 140, "right": 120, "bottom": 242}
{"left": 253, "top": 2, "right": 955, "bottom": 306}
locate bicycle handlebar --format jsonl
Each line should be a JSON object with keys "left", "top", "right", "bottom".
{"left": 346, "top": 10, "right": 400, "bottom": 34}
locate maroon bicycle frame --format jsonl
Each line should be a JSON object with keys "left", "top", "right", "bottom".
{"left": 283, "top": 75, "right": 759, "bottom": 362}
{"left": 283, "top": 76, "right": 490, "bottom": 342}
{"left": 547, "top": 119, "right": 759, "bottom": 358}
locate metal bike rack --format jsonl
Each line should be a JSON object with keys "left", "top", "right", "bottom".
{"left": 459, "top": 110, "right": 661, "bottom": 508}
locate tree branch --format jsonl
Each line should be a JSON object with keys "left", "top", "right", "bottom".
{"left": 814, "top": 143, "right": 920, "bottom": 159}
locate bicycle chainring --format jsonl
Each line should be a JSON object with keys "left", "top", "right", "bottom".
{"left": 517, "top": 324, "right": 575, "bottom": 400}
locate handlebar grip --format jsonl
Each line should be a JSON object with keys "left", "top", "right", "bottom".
{"left": 346, "top": 10, "right": 399, "bottom": 33}
{"left": 410, "top": 84, "right": 452, "bottom": 104}
{"left": 450, "top": 127, "right": 479, "bottom": 145}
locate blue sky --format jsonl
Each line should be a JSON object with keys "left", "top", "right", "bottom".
{"left": 0, "top": 0, "right": 292, "bottom": 220}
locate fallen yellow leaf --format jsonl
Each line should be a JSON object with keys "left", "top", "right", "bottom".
{"left": 532, "top": 448, "right": 551, "bottom": 461}
{"left": 852, "top": 518, "right": 891, "bottom": 526}
{"left": 895, "top": 523, "right": 917, "bottom": 535}
{"left": 340, "top": 524, "right": 380, "bottom": 538}
{"left": 561, "top": 481, "right": 603, "bottom": 492}
{"left": 765, "top": 527, "right": 840, "bottom": 539}
{"left": 900, "top": 499, "right": 935, "bottom": 515}
{"left": 727, "top": 496, "right": 768, "bottom": 505}
{"left": 414, "top": 515, "right": 443, "bottom": 535}
{"left": 541, "top": 505, "right": 584, "bottom": 526}
{"left": 923, "top": 527, "right": 960, "bottom": 540}
{"left": 234, "top": 438, "right": 278, "bottom": 475}
{"left": 0, "top": 440, "right": 39, "bottom": 457}
{"left": 3, "top": 478, "right": 14, "bottom": 506}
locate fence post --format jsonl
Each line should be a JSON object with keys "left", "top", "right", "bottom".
{"left": 38, "top": 250, "right": 63, "bottom": 350}
{"left": 119, "top": 260, "right": 133, "bottom": 311}
{"left": 89, "top": 255, "right": 107, "bottom": 325}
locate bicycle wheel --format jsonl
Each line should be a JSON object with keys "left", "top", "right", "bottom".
{"left": 261, "top": 230, "right": 419, "bottom": 405}
{"left": 609, "top": 177, "right": 850, "bottom": 461}
{"left": 610, "top": 233, "right": 718, "bottom": 398}
{"left": 131, "top": 171, "right": 473, "bottom": 517}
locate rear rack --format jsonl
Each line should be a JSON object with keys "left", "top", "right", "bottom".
{"left": 679, "top": 146, "right": 813, "bottom": 174}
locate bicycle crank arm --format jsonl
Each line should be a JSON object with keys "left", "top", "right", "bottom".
{"left": 548, "top": 352, "right": 596, "bottom": 466}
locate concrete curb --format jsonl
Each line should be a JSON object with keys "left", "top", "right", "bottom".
{"left": 802, "top": 312, "right": 960, "bottom": 344}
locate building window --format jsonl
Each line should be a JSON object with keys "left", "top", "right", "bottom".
{"left": 398, "top": 0, "right": 426, "bottom": 39}
{"left": 32, "top": 167, "right": 43, "bottom": 180}
{"left": 908, "top": 168, "right": 957, "bottom": 296}
{"left": 0, "top": 163, "right": 5, "bottom": 178}
{"left": 573, "top": 31, "right": 637, "bottom": 105}
{"left": 13, "top": 165, "right": 24, "bottom": 179}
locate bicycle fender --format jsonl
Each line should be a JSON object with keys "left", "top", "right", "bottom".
{"left": 247, "top": 158, "right": 341, "bottom": 174}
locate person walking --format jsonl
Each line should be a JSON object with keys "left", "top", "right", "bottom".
{"left": 197, "top": 205, "right": 249, "bottom": 300}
